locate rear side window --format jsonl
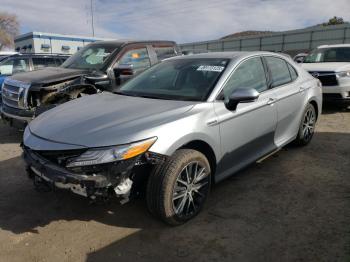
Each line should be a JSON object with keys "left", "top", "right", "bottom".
{"left": 32, "top": 57, "right": 57, "bottom": 69}
{"left": 265, "top": 57, "right": 292, "bottom": 88}
{"left": 287, "top": 63, "right": 298, "bottom": 81}
{"left": 119, "top": 48, "right": 151, "bottom": 74}
{"left": 154, "top": 46, "right": 176, "bottom": 60}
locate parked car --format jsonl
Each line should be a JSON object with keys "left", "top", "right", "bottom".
{"left": 302, "top": 44, "right": 350, "bottom": 107}
{"left": 1, "top": 40, "right": 179, "bottom": 128}
{"left": 293, "top": 53, "right": 308, "bottom": 63}
{"left": 0, "top": 53, "right": 69, "bottom": 110}
{"left": 0, "top": 51, "right": 18, "bottom": 62}
{"left": 22, "top": 52, "right": 322, "bottom": 225}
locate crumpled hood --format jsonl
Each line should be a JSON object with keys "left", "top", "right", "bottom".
{"left": 28, "top": 92, "right": 195, "bottom": 148}
{"left": 9, "top": 67, "right": 88, "bottom": 85}
{"left": 301, "top": 62, "right": 350, "bottom": 72}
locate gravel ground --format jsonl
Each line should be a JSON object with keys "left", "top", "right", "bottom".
{"left": 0, "top": 105, "right": 349, "bottom": 262}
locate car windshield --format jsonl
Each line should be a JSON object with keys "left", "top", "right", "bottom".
{"left": 303, "top": 47, "right": 350, "bottom": 63}
{"left": 61, "top": 44, "right": 119, "bottom": 70}
{"left": 117, "top": 58, "right": 229, "bottom": 101}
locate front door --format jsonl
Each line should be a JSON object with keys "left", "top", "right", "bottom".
{"left": 213, "top": 56, "right": 278, "bottom": 181}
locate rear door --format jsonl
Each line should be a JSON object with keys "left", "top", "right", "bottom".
{"left": 264, "top": 56, "right": 305, "bottom": 146}
{"left": 213, "top": 56, "right": 278, "bottom": 181}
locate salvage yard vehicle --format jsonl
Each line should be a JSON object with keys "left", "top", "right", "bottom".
{"left": 1, "top": 40, "right": 179, "bottom": 128}
{"left": 22, "top": 52, "right": 322, "bottom": 225}
{"left": 302, "top": 44, "right": 350, "bottom": 107}
{"left": 293, "top": 53, "right": 308, "bottom": 63}
{"left": 0, "top": 51, "right": 18, "bottom": 62}
{"left": 0, "top": 53, "right": 69, "bottom": 109}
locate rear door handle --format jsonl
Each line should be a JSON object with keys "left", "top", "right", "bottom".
{"left": 267, "top": 98, "right": 275, "bottom": 105}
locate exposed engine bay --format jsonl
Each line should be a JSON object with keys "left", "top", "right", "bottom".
{"left": 28, "top": 77, "right": 100, "bottom": 117}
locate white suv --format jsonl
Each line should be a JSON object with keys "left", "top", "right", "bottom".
{"left": 302, "top": 44, "right": 350, "bottom": 107}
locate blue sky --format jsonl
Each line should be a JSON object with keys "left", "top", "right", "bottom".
{"left": 2, "top": 0, "right": 350, "bottom": 43}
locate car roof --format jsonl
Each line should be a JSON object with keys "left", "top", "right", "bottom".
{"left": 8, "top": 53, "right": 70, "bottom": 58}
{"left": 318, "top": 44, "right": 350, "bottom": 49}
{"left": 89, "top": 40, "right": 177, "bottom": 47}
{"left": 166, "top": 51, "right": 288, "bottom": 60}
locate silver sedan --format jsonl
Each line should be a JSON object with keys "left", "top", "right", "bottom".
{"left": 23, "top": 52, "right": 322, "bottom": 225}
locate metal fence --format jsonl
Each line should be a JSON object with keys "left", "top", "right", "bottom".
{"left": 180, "top": 24, "right": 350, "bottom": 56}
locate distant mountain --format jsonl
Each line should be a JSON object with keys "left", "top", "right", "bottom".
{"left": 220, "top": 20, "right": 350, "bottom": 40}
{"left": 220, "top": 30, "right": 274, "bottom": 40}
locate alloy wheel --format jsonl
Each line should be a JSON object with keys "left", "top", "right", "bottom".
{"left": 302, "top": 107, "right": 316, "bottom": 141}
{"left": 172, "top": 161, "right": 210, "bottom": 218}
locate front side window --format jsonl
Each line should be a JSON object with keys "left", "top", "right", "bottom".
{"left": 265, "top": 57, "right": 292, "bottom": 88}
{"left": 61, "top": 44, "right": 119, "bottom": 70}
{"left": 303, "top": 47, "right": 350, "bottom": 63}
{"left": 221, "top": 57, "right": 268, "bottom": 100}
{"left": 118, "top": 58, "right": 229, "bottom": 101}
{"left": 0, "top": 58, "right": 30, "bottom": 76}
{"left": 118, "top": 48, "right": 151, "bottom": 74}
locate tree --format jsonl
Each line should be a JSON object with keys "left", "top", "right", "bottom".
{"left": 323, "top": 16, "right": 345, "bottom": 26}
{"left": 0, "top": 12, "right": 19, "bottom": 50}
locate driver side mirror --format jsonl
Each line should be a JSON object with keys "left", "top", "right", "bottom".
{"left": 114, "top": 64, "right": 134, "bottom": 85}
{"left": 225, "top": 88, "right": 260, "bottom": 111}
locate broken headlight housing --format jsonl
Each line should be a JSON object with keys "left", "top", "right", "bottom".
{"left": 66, "top": 137, "right": 157, "bottom": 168}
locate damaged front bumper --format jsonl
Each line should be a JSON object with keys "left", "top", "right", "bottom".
{"left": 22, "top": 147, "right": 164, "bottom": 202}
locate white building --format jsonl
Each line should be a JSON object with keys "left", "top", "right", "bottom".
{"left": 14, "top": 32, "right": 111, "bottom": 55}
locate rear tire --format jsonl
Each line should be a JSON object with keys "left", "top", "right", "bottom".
{"left": 294, "top": 103, "right": 316, "bottom": 146}
{"left": 146, "top": 149, "right": 211, "bottom": 226}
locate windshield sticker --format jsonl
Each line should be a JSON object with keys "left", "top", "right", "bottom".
{"left": 197, "top": 65, "right": 225, "bottom": 72}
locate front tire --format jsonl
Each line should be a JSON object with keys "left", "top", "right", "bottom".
{"left": 294, "top": 103, "right": 316, "bottom": 146}
{"left": 146, "top": 149, "right": 211, "bottom": 226}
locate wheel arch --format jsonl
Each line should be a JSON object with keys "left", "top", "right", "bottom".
{"left": 308, "top": 99, "right": 319, "bottom": 120}
{"left": 179, "top": 140, "right": 217, "bottom": 181}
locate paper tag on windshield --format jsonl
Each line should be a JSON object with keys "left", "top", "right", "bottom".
{"left": 197, "top": 65, "right": 224, "bottom": 72}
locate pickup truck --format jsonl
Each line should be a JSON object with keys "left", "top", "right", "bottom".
{"left": 1, "top": 40, "right": 179, "bottom": 128}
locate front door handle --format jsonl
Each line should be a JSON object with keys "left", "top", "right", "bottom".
{"left": 267, "top": 98, "right": 275, "bottom": 105}
{"left": 299, "top": 86, "right": 307, "bottom": 92}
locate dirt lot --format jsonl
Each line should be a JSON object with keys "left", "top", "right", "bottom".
{"left": 0, "top": 106, "right": 349, "bottom": 262}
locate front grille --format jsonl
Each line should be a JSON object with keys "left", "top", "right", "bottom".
{"left": 2, "top": 80, "right": 30, "bottom": 109}
{"left": 34, "top": 149, "right": 87, "bottom": 166}
{"left": 308, "top": 71, "right": 338, "bottom": 86}
{"left": 323, "top": 93, "right": 343, "bottom": 99}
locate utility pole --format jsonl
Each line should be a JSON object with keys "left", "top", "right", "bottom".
{"left": 90, "top": 0, "right": 95, "bottom": 37}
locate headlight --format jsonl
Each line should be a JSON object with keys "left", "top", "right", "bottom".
{"left": 337, "top": 71, "right": 350, "bottom": 78}
{"left": 66, "top": 137, "right": 157, "bottom": 167}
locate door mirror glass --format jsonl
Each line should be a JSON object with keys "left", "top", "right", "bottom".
{"left": 225, "top": 88, "right": 260, "bottom": 111}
